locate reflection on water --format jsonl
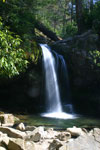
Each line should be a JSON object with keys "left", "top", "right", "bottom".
{"left": 17, "top": 114, "right": 100, "bottom": 129}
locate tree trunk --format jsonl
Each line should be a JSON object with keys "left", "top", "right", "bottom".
{"left": 75, "top": 0, "right": 83, "bottom": 34}
{"left": 90, "top": 0, "right": 93, "bottom": 10}
{"left": 34, "top": 20, "right": 61, "bottom": 41}
{"left": 71, "top": 0, "right": 73, "bottom": 23}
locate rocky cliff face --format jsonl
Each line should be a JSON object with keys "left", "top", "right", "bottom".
{"left": 51, "top": 30, "right": 100, "bottom": 116}
{"left": 51, "top": 30, "right": 100, "bottom": 89}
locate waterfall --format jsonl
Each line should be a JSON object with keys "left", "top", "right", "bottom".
{"left": 40, "top": 44, "right": 62, "bottom": 113}
{"left": 40, "top": 44, "right": 76, "bottom": 119}
{"left": 53, "top": 51, "right": 71, "bottom": 105}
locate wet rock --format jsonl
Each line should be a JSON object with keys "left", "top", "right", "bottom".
{"left": 0, "top": 127, "right": 26, "bottom": 139}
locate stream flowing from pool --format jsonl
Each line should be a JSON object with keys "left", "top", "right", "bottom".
{"left": 40, "top": 44, "right": 76, "bottom": 119}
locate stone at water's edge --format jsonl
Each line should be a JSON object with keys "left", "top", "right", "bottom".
{"left": 0, "top": 125, "right": 99, "bottom": 150}
{"left": 0, "top": 113, "right": 99, "bottom": 150}
{"left": 0, "top": 114, "right": 19, "bottom": 126}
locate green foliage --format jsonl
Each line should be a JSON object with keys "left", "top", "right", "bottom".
{"left": 35, "top": 0, "right": 71, "bottom": 37}
{"left": 0, "top": 18, "right": 28, "bottom": 78}
{"left": 83, "top": 1, "right": 100, "bottom": 33}
{"left": 0, "top": 0, "right": 36, "bottom": 36}
{"left": 25, "top": 40, "right": 42, "bottom": 64}
{"left": 88, "top": 50, "right": 100, "bottom": 68}
{"left": 62, "top": 22, "right": 78, "bottom": 38}
{"left": 0, "top": 0, "right": 41, "bottom": 67}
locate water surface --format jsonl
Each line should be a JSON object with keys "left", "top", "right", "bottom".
{"left": 17, "top": 114, "right": 100, "bottom": 130}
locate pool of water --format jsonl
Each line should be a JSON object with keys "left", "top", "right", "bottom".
{"left": 17, "top": 113, "right": 100, "bottom": 130}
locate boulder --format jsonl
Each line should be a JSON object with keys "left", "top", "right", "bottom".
{"left": 46, "top": 128, "right": 60, "bottom": 139}
{"left": 59, "top": 145, "right": 68, "bottom": 150}
{"left": 48, "top": 139, "right": 62, "bottom": 150}
{"left": 57, "top": 132, "right": 71, "bottom": 141}
{"left": 16, "top": 123, "right": 26, "bottom": 131}
{"left": 31, "top": 126, "right": 45, "bottom": 139}
{"left": 30, "top": 132, "right": 41, "bottom": 142}
{"left": 0, "top": 147, "right": 7, "bottom": 150}
{"left": 66, "top": 134, "right": 100, "bottom": 150}
{"left": 7, "top": 138, "right": 36, "bottom": 150}
{"left": 25, "top": 131, "right": 33, "bottom": 140}
{"left": 25, "top": 127, "right": 45, "bottom": 141}
{"left": 66, "top": 127, "right": 86, "bottom": 137}
{"left": 7, "top": 138, "right": 24, "bottom": 150}
{"left": 0, "top": 127, "right": 26, "bottom": 139}
{"left": 25, "top": 141, "right": 36, "bottom": 150}
{"left": 0, "top": 131, "right": 9, "bottom": 146}
{"left": 0, "top": 114, "right": 19, "bottom": 126}
{"left": 89, "top": 128, "right": 100, "bottom": 146}
{"left": 33, "top": 126, "right": 44, "bottom": 134}
{"left": 25, "top": 126, "right": 36, "bottom": 131}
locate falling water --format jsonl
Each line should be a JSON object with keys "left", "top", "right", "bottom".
{"left": 40, "top": 44, "right": 62, "bottom": 113}
{"left": 53, "top": 51, "right": 71, "bottom": 105}
{"left": 40, "top": 44, "right": 76, "bottom": 119}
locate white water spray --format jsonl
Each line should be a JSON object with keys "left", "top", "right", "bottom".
{"left": 40, "top": 44, "right": 76, "bottom": 119}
